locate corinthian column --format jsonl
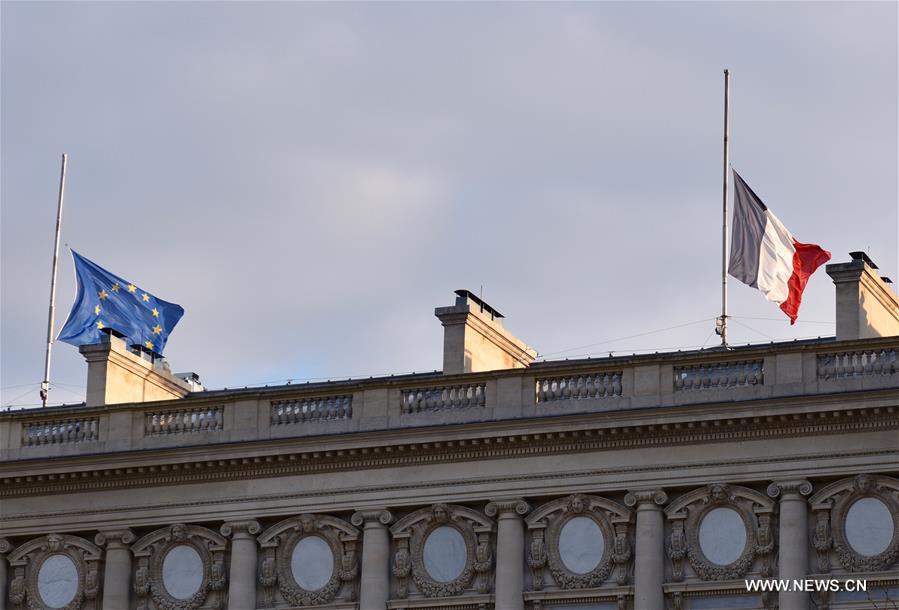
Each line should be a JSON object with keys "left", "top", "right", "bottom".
{"left": 625, "top": 489, "right": 668, "bottom": 610}
{"left": 486, "top": 498, "right": 530, "bottom": 610}
{"left": 221, "top": 520, "right": 261, "bottom": 610}
{"left": 0, "top": 538, "right": 12, "bottom": 610}
{"left": 94, "top": 529, "right": 136, "bottom": 610}
{"left": 351, "top": 509, "right": 394, "bottom": 610}
{"left": 768, "top": 480, "right": 812, "bottom": 610}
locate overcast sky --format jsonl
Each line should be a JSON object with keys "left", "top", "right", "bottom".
{"left": 2, "top": 2, "right": 896, "bottom": 408}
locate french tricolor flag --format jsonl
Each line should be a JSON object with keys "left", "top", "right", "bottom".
{"left": 728, "top": 170, "right": 831, "bottom": 324}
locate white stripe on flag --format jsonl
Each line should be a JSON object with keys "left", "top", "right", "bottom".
{"left": 755, "top": 209, "right": 796, "bottom": 305}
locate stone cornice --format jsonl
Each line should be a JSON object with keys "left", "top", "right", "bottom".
{"left": 3, "top": 404, "right": 897, "bottom": 498}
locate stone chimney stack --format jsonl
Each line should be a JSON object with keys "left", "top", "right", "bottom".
{"left": 826, "top": 252, "right": 899, "bottom": 341}
{"left": 80, "top": 334, "right": 194, "bottom": 407}
{"left": 435, "top": 290, "right": 537, "bottom": 375}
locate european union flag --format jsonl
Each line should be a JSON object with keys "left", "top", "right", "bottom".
{"left": 58, "top": 251, "right": 184, "bottom": 355}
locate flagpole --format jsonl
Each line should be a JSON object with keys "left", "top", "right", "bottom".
{"left": 40, "top": 153, "right": 68, "bottom": 408}
{"left": 719, "top": 69, "right": 731, "bottom": 348}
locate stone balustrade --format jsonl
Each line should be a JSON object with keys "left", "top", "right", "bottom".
{"left": 3, "top": 336, "right": 896, "bottom": 460}
{"left": 674, "top": 359, "right": 764, "bottom": 391}
{"left": 22, "top": 417, "right": 99, "bottom": 446}
{"left": 816, "top": 348, "right": 897, "bottom": 379}
{"left": 145, "top": 406, "right": 224, "bottom": 435}
{"left": 270, "top": 395, "right": 353, "bottom": 424}
{"left": 535, "top": 371, "right": 622, "bottom": 403}
{"left": 401, "top": 383, "right": 486, "bottom": 414}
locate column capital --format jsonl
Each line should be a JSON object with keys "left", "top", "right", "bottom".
{"left": 485, "top": 498, "right": 530, "bottom": 518}
{"left": 351, "top": 508, "right": 394, "bottom": 528}
{"left": 220, "top": 520, "right": 262, "bottom": 539}
{"left": 767, "top": 480, "right": 813, "bottom": 500}
{"left": 0, "top": 538, "right": 12, "bottom": 556}
{"left": 94, "top": 529, "right": 136, "bottom": 549}
{"left": 624, "top": 489, "right": 668, "bottom": 508}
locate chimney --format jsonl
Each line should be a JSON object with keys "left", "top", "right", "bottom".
{"left": 435, "top": 290, "right": 537, "bottom": 375}
{"left": 80, "top": 334, "right": 194, "bottom": 407}
{"left": 826, "top": 252, "right": 899, "bottom": 341}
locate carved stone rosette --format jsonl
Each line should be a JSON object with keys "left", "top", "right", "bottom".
{"left": 664, "top": 483, "right": 776, "bottom": 582}
{"left": 256, "top": 513, "right": 359, "bottom": 607}
{"left": 808, "top": 474, "right": 899, "bottom": 573}
{"left": 131, "top": 524, "right": 227, "bottom": 610}
{"left": 7, "top": 533, "right": 102, "bottom": 610}
{"left": 389, "top": 503, "right": 495, "bottom": 598}
{"left": 525, "top": 493, "right": 633, "bottom": 590}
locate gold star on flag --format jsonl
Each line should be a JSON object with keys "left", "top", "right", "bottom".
{"left": 152, "top": 324, "right": 162, "bottom": 335}
{"left": 142, "top": 293, "right": 150, "bottom": 302}
{"left": 111, "top": 283, "right": 120, "bottom": 292}
{"left": 96, "top": 321, "right": 105, "bottom": 330}
{"left": 94, "top": 304, "right": 101, "bottom": 315}
{"left": 145, "top": 340, "right": 154, "bottom": 350}
{"left": 151, "top": 308, "right": 159, "bottom": 317}
{"left": 98, "top": 290, "right": 109, "bottom": 300}
{"left": 127, "top": 284, "right": 137, "bottom": 293}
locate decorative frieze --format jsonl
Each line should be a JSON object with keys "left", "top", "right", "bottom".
{"left": 22, "top": 418, "right": 99, "bottom": 446}
{"left": 401, "top": 384, "right": 486, "bottom": 414}
{"left": 525, "top": 494, "right": 633, "bottom": 590}
{"left": 817, "top": 349, "right": 897, "bottom": 379}
{"left": 131, "top": 524, "right": 227, "bottom": 610}
{"left": 271, "top": 396, "right": 352, "bottom": 424}
{"left": 7, "top": 533, "right": 102, "bottom": 610}
{"left": 674, "top": 360, "right": 763, "bottom": 391}
{"left": 389, "top": 503, "right": 495, "bottom": 598}
{"left": 256, "top": 514, "right": 359, "bottom": 607}
{"left": 145, "top": 407, "right": 223, "bottom": 436}
{"left": 808, "top": 474, "right": 899, "bottom": 573}
{"left": 536, "top": 372, "right": 623, "bottom": 403}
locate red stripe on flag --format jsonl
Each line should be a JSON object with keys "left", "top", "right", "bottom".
{"left": 779, "top": 240, "right": 832, "bottom": 324}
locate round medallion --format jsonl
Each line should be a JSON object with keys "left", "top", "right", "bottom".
{"left": 423, "top": 526, "right": 467, "bottom": 582}
{"left": 162, "top": 544, "right": 204, "bottom": 600}
{"left": 845, "top": 497, "right": 894, "bottom": 557}
{"left": 699, "top": 507, "right": 747, "bottom": 566}
{"left": 558, "top": 516, "right": 605, "bottom": 574}
{"left": 37, "top": 554, "right": 78, "bottom": 609}
{"left": 290, "top": 535, "right": 334, "bottom": 591}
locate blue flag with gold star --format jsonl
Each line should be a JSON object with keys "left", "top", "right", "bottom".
{"left": 58, "top": 251, "right": 184, "bottom": 355}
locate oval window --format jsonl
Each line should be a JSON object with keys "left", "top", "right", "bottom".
{"left": 423, "top": 526, "right": 467, "bottom": 582}
{"left": 38, "top": 554, "right": 78, "bottom": 609}
{"left": 290, "top": 536, "right": 334, "bottom": 590}
{"left": 162, "top": 544, "right": 204, "bottom": 600}
{"left": 559, "top": 516, "right": 605, "bottom": 574}
{"left": 699, "top": 507, "right": 747, "bottom": 566}
{"left": 846, "top": 497, "right": 894, "bottom": 557}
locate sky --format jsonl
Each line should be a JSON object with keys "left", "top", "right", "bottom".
{"left": 2, "top": 1, "right": 897, "bottom": 409}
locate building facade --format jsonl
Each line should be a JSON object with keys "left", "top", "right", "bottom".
{"left": 1, "top": 256, "right": 898, "bottom": 610}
